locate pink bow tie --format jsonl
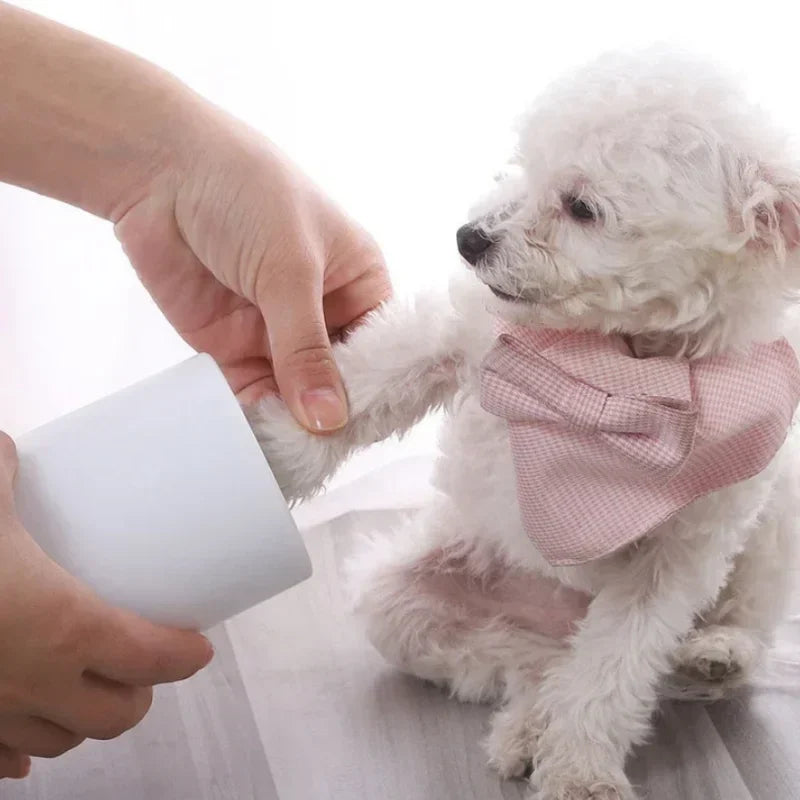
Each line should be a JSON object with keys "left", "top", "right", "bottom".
{"left": 480, "top": 326, "right": 800, "bottom": 566}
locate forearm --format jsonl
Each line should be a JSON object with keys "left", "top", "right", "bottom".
{"left": 0, "top": 2, "right": 206, "bottom": 220}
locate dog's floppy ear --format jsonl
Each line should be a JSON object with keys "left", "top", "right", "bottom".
{"left": 733, "top": 157, "right": 800, "bottom": 260}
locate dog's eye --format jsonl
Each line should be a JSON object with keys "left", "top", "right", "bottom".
{"left": 565, "top": 196, "right": 596, "bottom": 222}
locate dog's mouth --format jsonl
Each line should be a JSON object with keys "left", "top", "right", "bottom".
{"left": 489, "top": 285, "right": 523, "bottom": 302}
{"left": 486, "top": 283, "right": 546, "bottom": 305}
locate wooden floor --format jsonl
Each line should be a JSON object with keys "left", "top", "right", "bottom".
{"left": 6, "top": 509, "right": 800, "bottom": 800}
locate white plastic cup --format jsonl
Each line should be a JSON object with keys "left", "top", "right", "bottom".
{"left": 12, "top": 354, "right": 311, "bottom": 631}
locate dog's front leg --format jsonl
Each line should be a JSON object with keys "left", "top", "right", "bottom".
{"left": 246, "top": 291, "right": 467, "bottom": 503}
{"left": 489, "top": 528, "right": 742, "bottom": 800}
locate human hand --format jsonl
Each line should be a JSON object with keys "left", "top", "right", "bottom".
{"left": 0, "top": 433, "right": 213, "bottom": 778}
{"left": 115, "top": 115, "right": 391, "bottom": 432}
{"left": 0, "top": 4, "right": 390, "bottom": 432}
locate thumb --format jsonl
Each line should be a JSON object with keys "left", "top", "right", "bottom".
{"left": 88, "top": 601, "right": 214, "bottom": 686}
{"left": 260, "top": 278, "right": 348, "bottom": 433}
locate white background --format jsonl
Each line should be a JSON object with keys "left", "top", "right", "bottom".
{"left": 3, "top": 0, "right": 800, "bottom": 497}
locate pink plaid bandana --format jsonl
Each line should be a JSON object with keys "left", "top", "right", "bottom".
{"left": 480, "top": 325, "right": 800, "bottom": 566}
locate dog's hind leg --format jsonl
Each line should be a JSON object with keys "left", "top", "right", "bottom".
{"left": 346, "top": 500, "right": 584, "bottom": 707}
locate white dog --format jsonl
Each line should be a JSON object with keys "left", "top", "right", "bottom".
{"left": 249, "top": 50, "right": 800, "bottom": 800}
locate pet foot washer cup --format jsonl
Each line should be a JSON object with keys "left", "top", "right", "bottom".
{"left": 12, "top": 354, "right": 311, "bottom": 631}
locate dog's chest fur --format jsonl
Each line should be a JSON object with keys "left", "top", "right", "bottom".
{"left": 434, "top": 295, "right": 795, "bottom": 605}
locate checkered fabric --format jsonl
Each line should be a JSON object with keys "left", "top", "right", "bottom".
{"left": 480, "top": 325, "right": 800, "bottom": 566}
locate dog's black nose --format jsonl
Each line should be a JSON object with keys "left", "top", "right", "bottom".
{"left": 456, "top": 224, "right": 494, "bottom": 265}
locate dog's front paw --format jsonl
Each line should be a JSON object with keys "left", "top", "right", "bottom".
{"left": 246, "top": 395, "right": 345, "bottom": 502}
{"left": 531, "top": 776, "right": 635, "bottom": 800}
{"left": 486, "top": 702, "right": 637, "bottom": 799}
{"left": 528, "top": 716, "right": 636, "bottom": 800}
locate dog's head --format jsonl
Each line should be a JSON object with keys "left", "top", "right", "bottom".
{"left": 459, "top": 50, "right": 800, "bottom": 355}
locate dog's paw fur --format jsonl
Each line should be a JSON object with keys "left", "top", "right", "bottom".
{"left": 527, "top": 731, "right": 638, "bottom": 800}
{"left": 666, "top": 624, "right": 762, "bottom": 700}
{"left": 484, "top": 704, "right": 541, "bottom": 779}
{"left": 531, "top": 779, "right": 635, "bottom": 800}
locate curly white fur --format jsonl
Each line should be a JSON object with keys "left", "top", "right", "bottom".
{"left": 248, "top": 48, "right": 800, "bottom": 800}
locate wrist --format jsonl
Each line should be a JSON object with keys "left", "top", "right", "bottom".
{"left": 105, "top": 81, "right": 220, "bottom": 223}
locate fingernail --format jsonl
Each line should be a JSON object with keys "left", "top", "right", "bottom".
{"left": 300, "top": 388, "right": 348, "bottom": 432}
{"left": 204, "top": 639, "right": 215, "bottom": 663}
